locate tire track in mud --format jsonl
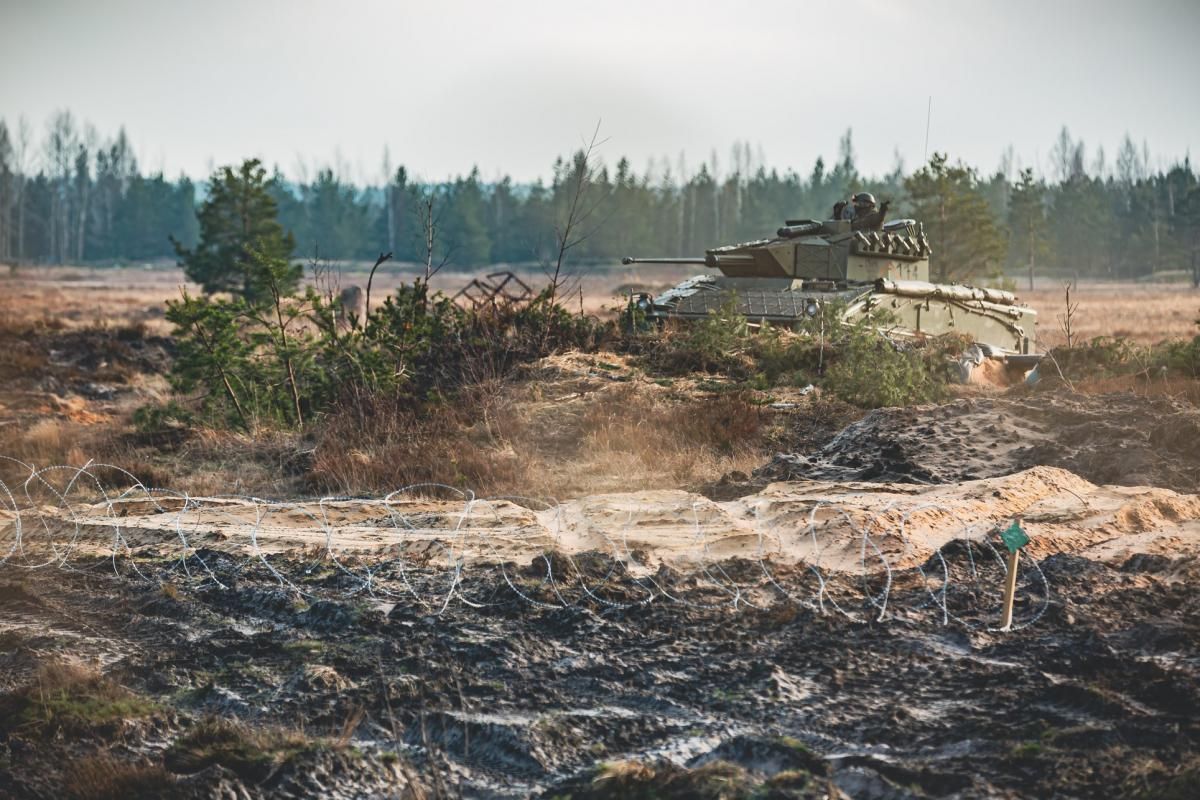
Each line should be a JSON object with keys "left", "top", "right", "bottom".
{"left": 759, "top": 391, "right": 1200, "bottom": 494}
{"left": 2, "top": 546, "right": 1197, "bottom": 798}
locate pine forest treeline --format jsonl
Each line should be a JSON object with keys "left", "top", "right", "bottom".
{"left": 1, "top": 112, "right": 1199, "bottom": 284}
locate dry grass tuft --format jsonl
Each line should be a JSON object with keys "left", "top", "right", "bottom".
{"left": 308, "top": 368, "right": 772, "bottom": 499}
{"left": 0, "top": 660, "right": 159, "bottom": 737}
{"left": 165, "top": 716, "right": 312, "bottom": 782}
{"left": 21, "top": 418, "right": 64, "bottom": 459}
{"left": 63, "top": 755, "right": 176, "bottom": 800}
{"left": 570, "top": 759, "right": 760, "bottom": 799}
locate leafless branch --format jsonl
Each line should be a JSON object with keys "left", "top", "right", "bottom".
{"left": 415, "top": 188, "right": 454, "bottom": 283}
{"left": 308, "top": 244, "right": 341, "bottom": 308}
{"left": 1057, "top": 279, "right": 1080, "bottom": 349}
{"left": 546, "top": 120, "right": 611, "bottom": 307}
{"left": 365, "top": 250, "right": 394, "bottom": 319}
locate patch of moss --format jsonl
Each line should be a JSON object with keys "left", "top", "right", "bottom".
{"left": 774, "top": 736, "right": 811, "bottom": 755}
{"left": 1009, "top": 740, "right": 1043, "bottom": 760}
{"left": 30, "top": 693, "right": 158, "bottom": 730}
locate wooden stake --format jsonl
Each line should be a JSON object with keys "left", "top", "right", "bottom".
{"left": 1000, "top": 548, "right": 1020, "bottom": 631}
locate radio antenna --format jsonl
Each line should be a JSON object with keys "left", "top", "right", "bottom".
{"left": 923, "top": 96, "right": 932, "bottom": 165}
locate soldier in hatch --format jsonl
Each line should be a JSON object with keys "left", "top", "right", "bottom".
{"left": 832, "top": 192, "right": 889, "bottom": 230}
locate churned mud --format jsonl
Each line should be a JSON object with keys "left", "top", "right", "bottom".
{"left": 759, "top": 391, "right": 1200, "bottom": 493}
{"left": 0, "top": 544, "right": 1197, "bottom": 799}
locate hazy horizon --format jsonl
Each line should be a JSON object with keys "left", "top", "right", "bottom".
{"left": 3, "top": 0, "right": 1198, "bottom": 184}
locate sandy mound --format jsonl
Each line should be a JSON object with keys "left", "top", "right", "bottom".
{"left": 758, "top": 391, "right": 1200, "bottom": 493}
{"left": 7, "top": 466, "right": 1199, "bottom": 574}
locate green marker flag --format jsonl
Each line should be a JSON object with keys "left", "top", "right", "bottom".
{"left": 1000, "top": 520, "right": 1030, "bottom": 553}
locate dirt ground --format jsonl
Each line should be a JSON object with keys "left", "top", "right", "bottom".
{"left": 758, "top": 391, "right": 1200, "bottom": 493}
{"left": 7, "top": 465, "right": 1199, "bottom": 578}
{"left": 1, "top": 266, "right": 1199, "bottom": 798}
{"left": 3, "top": 387, "right": 1200, "bottom": 797}
{"left": 1, "top": 519, "right": 1198, "bottom": 798}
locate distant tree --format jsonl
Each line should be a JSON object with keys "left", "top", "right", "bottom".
{"left": 1185, "top": 187, "right": 1200, "bottom": 288}
{"left": 513, "top": 178, "right": 554, "bottom": 262}
{"left": 298, "top": 167, "right": 372, "bottom": 259}
{"left": 120, "top": 173, "right": 196, "bottom": 260}
{"left": 1116, "top": 134, "right": 1146, "bottom": 186}
{"left": 11, "top": 117, "right": 31, "bottom": 262}
{"left": 607, "top": 157, "right": 652, "bottom": 259}
{"left": 73, "top": 125, "right": 96, "bottom": 262}
{"left": 682, "top": 163, "right": 718, "bottom": 255}
{"left": 1007, "top": 169, "right": 1049, "bottom": 290}
{"left": 444, "top": 168, "right": 491, "bottom": 266}
{"left": 831, "top": 128, "right": 859, "bottom": 194}
{"left": 383, "top": 165, "right": 411, "bottom": 260}
{"left": 1164, "top": 164, "right": 1200, "bottom": 287}
{"left": 0, "top": 121, "right": 12, "bottom": 262}
{"left": 90, "top": 128, "right": 137, "bottom": 259}
{"left": 267, "top": 167, "right": 305, "bottom": 254}
{"left": 43, "top": 110, "right": 78, "bottom": 264}
{"left": 1052, "top": 175, "right": 1113, "bottom": 278}
{"left": 486, "top": 174, "right": 520, "bottom": 262}
{"left": 1050, "top": 126, "right": 1086, "bottom": 183}
{"left": 174, "top": 158, "right": 297, "bottom": 303}
{"left": 905, "top": 153, "right": 1005, "bottom": 282}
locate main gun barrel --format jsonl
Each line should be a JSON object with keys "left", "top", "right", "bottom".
{"left": 621, "top": 257, "right": 709, "bottom": 266}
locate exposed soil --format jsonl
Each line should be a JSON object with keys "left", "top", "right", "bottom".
{"left": 758, "top": 391, "right": 1200, "bottom": 494}
{"left": 10, "top": 465, "right": 1199, "bottom": 575}
{"left": 3, "top": 452, "right": 1200, "bottom": 798}
{"left": 3, "top": 376, "right": 1200, "bottom": 797}
{"left": 0, "top": 321, "right": 173, "bottom": 430}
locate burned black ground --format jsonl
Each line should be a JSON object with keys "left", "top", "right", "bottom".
{"left": 0, "top": 546, "right": 1197, "bottom": 799}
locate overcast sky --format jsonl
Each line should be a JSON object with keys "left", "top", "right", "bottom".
{"left": 2, "top": 0, "right": 1197, "bottom": 185}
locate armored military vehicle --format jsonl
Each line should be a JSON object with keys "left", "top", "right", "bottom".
{"left": 622, "top": 216, "right": 1039, "bottom": 377}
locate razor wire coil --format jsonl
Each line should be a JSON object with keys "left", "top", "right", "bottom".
{"left": 0, "top": 459, "right": 1052, "bottom": 632}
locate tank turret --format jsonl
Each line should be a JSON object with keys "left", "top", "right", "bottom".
{"left": 624, "top": 218, "right": 930, "bottom": 282}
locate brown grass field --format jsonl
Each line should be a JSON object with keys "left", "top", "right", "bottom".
{"left": 0, "top": 263, "right": 1195, "bottom": 501}
{"left": 2, "top": 263, "right": 1197, "bottom": 345}
{"left": 1024, "top": 282, "right": 1200, "bottom": 347}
